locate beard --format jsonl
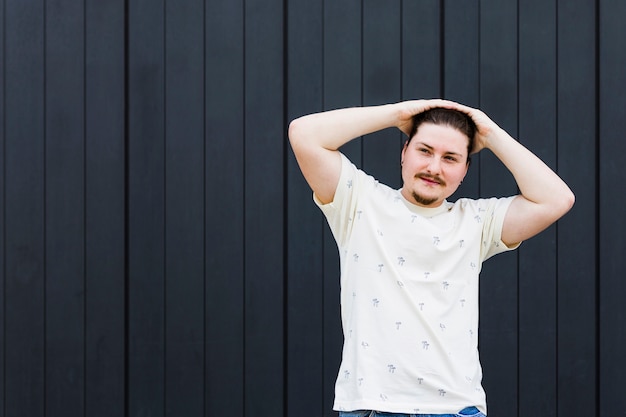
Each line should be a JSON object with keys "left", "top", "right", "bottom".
{"left": 408, "top": 173, "right": 446, "bottom": 206}
{"left": 410, "top": 190, "right": 439, "bottom": 206}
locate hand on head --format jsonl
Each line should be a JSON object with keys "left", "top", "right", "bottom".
{"left": 396, "top": 99, "right": 501, "bottom": 154}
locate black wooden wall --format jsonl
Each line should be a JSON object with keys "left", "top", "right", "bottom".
{"left": 1, "top": 0, "right": 624, "bottom": 416}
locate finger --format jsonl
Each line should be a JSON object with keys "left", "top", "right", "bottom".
{"left": 407, "top": 98, "right": 456, "bottom": 115}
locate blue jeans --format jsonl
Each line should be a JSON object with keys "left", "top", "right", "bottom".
{"left": 338, "top": 406, "right": 485, "bottom": 417}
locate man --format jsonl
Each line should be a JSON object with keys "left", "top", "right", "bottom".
{"left": 288, "top": 99, "right": 574, "bottom": 417}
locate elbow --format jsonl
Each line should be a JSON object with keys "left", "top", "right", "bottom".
{"left": 564, "top": 186, "right": 575, "bottom": 211}
{"left": 539, "top": 187, "right": 575, "bottom": 223}
{"left": 288, "top": 116, "right": 308, "bottom": 148}
{"left": 566, "top": 189, "right": 576, "bottom": 211}
{"left": 557, "top": 188, "right": 576, "bottom": 218}
{"left": 288, "top": 118, "right": 307, "bottom": 155}
{"left": 289, "top": 115, "right": 323, "bottom": 156}
{"left": 288, "top": 118, "right": 298, "bottom": 146}
{"left": 288, "top": 118, "right": 298, "bottom": 141}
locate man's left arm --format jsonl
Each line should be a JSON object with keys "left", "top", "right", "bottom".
{"left": 447, "top": 103, "right": 575, "bottom": 247}
{"left": 488, "top": 127, "right": 575, "bottom": 247}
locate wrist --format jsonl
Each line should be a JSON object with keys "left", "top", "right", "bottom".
{"left": 482, "top": 126, "right": 514, "bottom": 151}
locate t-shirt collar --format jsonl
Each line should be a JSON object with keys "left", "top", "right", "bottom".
{"left": 397, "top": 188, "right": 452, "bottom": 217}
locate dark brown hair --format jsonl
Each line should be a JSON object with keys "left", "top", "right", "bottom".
{"left": 408, "top": 108, "right": 476, "bottom": 162}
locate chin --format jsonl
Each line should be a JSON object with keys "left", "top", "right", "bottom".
{"left": 410, "top": 191, "right": 440, "bottom": 207}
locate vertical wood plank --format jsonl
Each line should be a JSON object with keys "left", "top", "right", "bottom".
{"left": 0, "top": 0, "right": 5, "bottom": 411}
{"left": 84, "top": 0, "right": 126, "bottom": 415}
{"left": 518, "top": 1, "right": 558, "bottom": 415}
{"left": 204, "top": 0, "right": 245, "bottom": 414}
{"left": 244, "top": 0, "right": 285, "bottom": 414}
{"left": 322, "top": 1, "right": 362, "bottom": 414}
{"left": 556, "top": 0, "right": 598, "bottom": 415}
{"left": 44, "top": 0, "right": 86, "bottom": 415}
{"left": 362, "top": 0, "right": 402, "bottom": 187}
{"left": 164, "top": 0, "right": 206, "bottom": 415}
{"left": 4, "top": 1, "right": 45, "bottom": 416}
{"left": 127, "top": 0, "right": 166, "bottom": 414}
{"left": 479, "top": 0, "right": 518, "bottom": 138}
{"left": 401, "top": 0, "right": 441, "bottom": 100}
{"left": 443, "top": 0, "right": 480, "bottom": 201}
{"left": 324, "top": 0, "right": 362, "bottom": 160}
{"left": 599, "top": 0, "right": 626, "bottom": 415}
{"left": 477, "top": 1, "right": 520, "bottom": 416}
{"left": 286, "top": 0, "right": 325, "bottom": 415}
{"left": 443, "top": 0, "right": 479, "bottom": 105}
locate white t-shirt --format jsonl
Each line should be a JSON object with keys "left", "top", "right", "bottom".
{"left": 315, "top": 154, "right": 518, "bottom": 415}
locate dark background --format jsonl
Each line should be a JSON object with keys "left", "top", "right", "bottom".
{"left": 1, "top": 0, "right": 624, "bottom": 416}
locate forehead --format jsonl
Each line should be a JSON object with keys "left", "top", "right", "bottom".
{"left": 412, "top": 123, "right": 470, "bottom": 153}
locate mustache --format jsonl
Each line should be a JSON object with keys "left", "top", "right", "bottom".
{"left": 415, "top": 173, "right": 446, "bottom": 186}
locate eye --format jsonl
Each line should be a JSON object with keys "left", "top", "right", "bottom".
{"left": 419, "top": 147, "right": 431, "bottom": 154}
{"left": 444, "top": 155, "right": 458, "bottom": 162}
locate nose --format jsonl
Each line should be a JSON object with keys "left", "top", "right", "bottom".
{"left": 426, "top": 157, "right": 442, "bottom": 174}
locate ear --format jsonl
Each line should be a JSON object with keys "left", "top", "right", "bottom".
{"left": 401, "top": 141, "right": 408, "bottom": 165}
{"left": 462, "top": 159, "right": 470, "bottom": 178}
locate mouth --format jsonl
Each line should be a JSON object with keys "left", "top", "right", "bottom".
{"left": 416, "top": 174, "right": 444, "bottom": 187}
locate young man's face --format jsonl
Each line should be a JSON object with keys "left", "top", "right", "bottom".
{"left": 400, "top": 123, "right": 470, "bottom": 208}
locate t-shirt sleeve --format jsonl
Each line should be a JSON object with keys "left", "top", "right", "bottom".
{"left": 313, "top": 153, "right": 364, "bottom": 248}
{"left": 479, "top": 196, "right": 521, "bottom": 261}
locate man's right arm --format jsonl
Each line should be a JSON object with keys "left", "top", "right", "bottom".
{"left": 288, "top": 100, "right": 449, "bottom": 204}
